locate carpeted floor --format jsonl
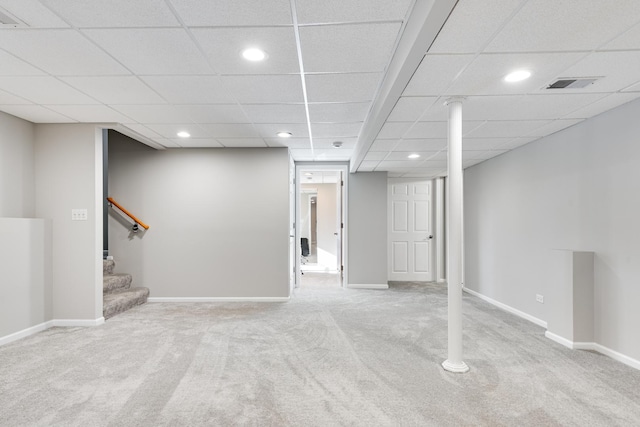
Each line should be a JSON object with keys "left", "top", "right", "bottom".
{"left": 1, "top": 282, "right": 639, "bottom": 426}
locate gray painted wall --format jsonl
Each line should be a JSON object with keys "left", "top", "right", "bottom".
{"left": 348, "top": 172, "right": 387, "bottom": 285}
{"left": 465, "top": 97, "right": 640, "bottom": 361}
{"left": 108, "top": 134, "right": 290, "bottom": 298}
{"left": 0, "top": 218, "right": 52, "bottom": 338}
{"left": 0, "top": 111, "right": 35, "bottom": 217}
{"left": 35, "top": 124, "right": 103, "bottom": 320}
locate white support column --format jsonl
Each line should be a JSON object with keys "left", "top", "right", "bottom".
{"left": 435, "top": 177, "right": 446, "bottom": 283}
{"left": 442, "top": 98, "right": 469, "bottom": 373}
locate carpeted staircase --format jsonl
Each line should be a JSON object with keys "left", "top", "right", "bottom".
{"left": 103, "top": 259, "right": 149, "bottom": 319}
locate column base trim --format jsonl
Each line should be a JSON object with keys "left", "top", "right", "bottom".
{"left": 442, "top": 359, "right": 470, "bottom": 373}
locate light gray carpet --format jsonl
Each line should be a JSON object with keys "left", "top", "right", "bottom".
{"left": 1, "top": 281, "right": 639, "bottom": 426}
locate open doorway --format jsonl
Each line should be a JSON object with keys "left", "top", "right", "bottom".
{"left": 295, "top": 164, "right": 347, "bottom": 288}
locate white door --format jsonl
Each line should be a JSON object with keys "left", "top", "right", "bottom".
{"left": 388, "top": 179, "right": 434, "bottom": 281}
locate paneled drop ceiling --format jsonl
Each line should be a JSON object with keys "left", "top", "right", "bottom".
{"left": 1, "top": 0, "right": 640, "bottom": 178}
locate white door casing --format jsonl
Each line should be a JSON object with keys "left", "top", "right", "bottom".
{"left": 388, "top": 179, "right": 435, "bottom": 281}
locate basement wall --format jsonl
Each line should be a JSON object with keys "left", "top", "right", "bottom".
{"left": 348, "top": 171, "right": 387, "bottom": 286}
{"left": 464, "top": 97, "right": 640, "bottom": 363}
{"left": 108, "top": 133, "right": 290, "bottom": 298}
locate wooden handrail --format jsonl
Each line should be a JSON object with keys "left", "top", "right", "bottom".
{"left": 107, "top": 197, "right": 149, "bottom": 230}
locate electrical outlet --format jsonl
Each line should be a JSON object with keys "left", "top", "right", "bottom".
{"left": 71, "top": 209, "right": 88, "bottom": 221}
{"left": 536, "top": 294, "right": 544, "bottom": 304}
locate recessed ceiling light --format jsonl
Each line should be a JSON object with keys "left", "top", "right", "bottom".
{"left": 504, "top": 70, "right": 531, "bottom": 83}
{"left": 408, "top": 153, "right": 421, "bottom": 159}
{"left": 332, "top": 141, "right": 343, "bottom": 148}
{"left": 277, "top": 131, "right": 293, "bottom": 138}
{"left": 177, "top": 131, "right": 190, "bottom": 138}
{"left": 242, "top": 48, "right": 266, "bottom": 62}
{"left": 304, "top": 172, "right": 313, "bottom": 176}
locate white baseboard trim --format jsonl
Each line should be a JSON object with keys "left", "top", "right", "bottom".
{"left": 0, "top": 321, "right": 53, "bottom": 346}
{"left": 463, "top": 287, "right": 547, "bottom": 329}
{"left": 0, "top": 317, "right": 105, "bottom": 347}
{"left": 346, "top": 284, "right": 389, "bottom": 290}
{"left": 52, "top": 318, "right": 105, "bottom": 327}
{"left": 544, "top": 331, "right": 640, "bottom": 371}
{"left": 544, "top": 331, "right": 574, "bottom": 349}
{"left": 147, "top": 297, "right": 291, "bottom": 303}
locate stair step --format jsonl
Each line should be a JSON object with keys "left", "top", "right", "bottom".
{"left": 103, "top": 259, "right": 115, "bottom": 275}
{"left": 103, "top": 287, "right": 150, "bottom": 320}
{"left": 103, "top": 273, "right": 132, "bottom": 293}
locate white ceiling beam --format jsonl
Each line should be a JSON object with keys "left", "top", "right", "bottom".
{"left": 350, "top": 0, "right": 458, "bottom": 173}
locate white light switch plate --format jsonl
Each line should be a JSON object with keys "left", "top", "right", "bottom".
{"left": 71, "top": 209, "right": 88, "bottom": 221}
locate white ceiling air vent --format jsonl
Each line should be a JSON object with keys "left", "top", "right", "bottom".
{"left": 0, "top": 8, "right": 27, "bottom": 27}
{"left": 546, "top": 77, "right": 600, "bottom": 89}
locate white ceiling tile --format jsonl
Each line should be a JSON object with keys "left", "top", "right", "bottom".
{"left": 524, "top": 119, "right": 584, "bottom": 138}
{"left": 394, "top": 139, "right": 447, "bottom": 151}
{"left": 296, "top": 0, "right": 412, "bottom": 24}
{"left": 0, "top": 77, "right": 99, "bottom": 104}
{"left": 200, "top": 124, "right": 260, "bottom": 138}
{"left": 496, "top": 137, "right": 538, "bottom": 150}
{"left": 60, "top": 76, "right": 166, "bottom": 105}
{"left": 289, "top": 149, "right": 315, "bottom": 160}
{"left": 0, "top": 89, "right": 30, "bottom": 104}
{"left": 463, "top": 138, "right": 512, "bottom": 150}
{"left": 464, "top": 158, "right": 485, "bottom": 168}
{"left": 145, "top": 124, "right": 209, "bottom": 139}
{"left": 175, "top": 105, "right": 250, "bottom": 124}
{"left": 429, "top": 0, "right": 524, "bottom": 54}
{"left": 376, "top": 160, "right": 424, "bottom": 169}
{"left": 370, "top": 139, "right": 399, "bottom": 151}
{"left": 221, "top": 75, "right": 304, "bottom": 103}
{"left": 622, "top": 81, "right": 640, "bottom": 92}
{"left": 217, "top": 138, "right": 268, "bottom": 148}
{"left": 0, "top": 105, "right": 75, "bottom": 123}
{"left": 263, "top": 137, "right": 310, "bottom": 148}
{"left": 378, "top": 122, "right": 413, "bottom": 139}
{"left": 254, "top": 123, "right": 308, "bottom": 138}
{"left": 120, "top": 124, "right": 164, "bottom": 140}
{"left": 44, "top": 105, "right": 132, "bottom": 123}
{"left": 403, "top": 55, "right": 474, "bottom": 96}
{"left": 192, "top": 27, "right": 299, "bottom": 75}
{"left": 0, "top": 50, "right": 45, "bottom": 76}
{"left": 385, "top": 151, "right": 439, "bottom": 161}
{"left": 564, "top": 93, "right": 640, "bottom": 119}
{"left": 358, "top": 164, "right": 376, "bottom": 172}
{"left": 312, "top": 138, "right": 357, "bottom": 149}
{"left": 464, "top": 93, "right": 609, "bottom": 121}
{"left": 168, "top": 0, "right": 292, "bottom": 26}
{"left": 311, "top": 122, "right": 361, "bottom": 138}
{"left": 84, "top": 29, "right": 213, "bottom": 75}
{"left": 465, "top": 120, "right": 551, "bottom": 138}
{"left": 422, "top": 159, "right": 448, "bottom": 168}
{"left": 0, "top": 30, "right": 129, "bottom": 75}
{"left": 155, "top": 139, "right": 181, "bottom": 148}
{"left": 308, "top": 102, "right": 370, "bottom": 123}
{"left": 463, "top": 150, "right": 508, "bottom": 161}
{"left": 364, "top": 152, "right": 387, "bottom": 161}
{"left": 113, "top": 105, "right": 193, "bottom": 124}
{"left": 387, "top": 97, "right": 438, "bottom": 122}
{"left": 486, "top": 0, "right": 640, "bottom": 52}
{"left": 552, "top": 51, "right": 640, "bottom": 93}
{"left": 242, "top": 104, "right": 307, "bottom": 124}
{"left": 300, "top": 23, "right": 401, "bottom": 73}
{"left": 403, "top": 121, "right": 484, "bottom": 139}
{"left": 170, "top": 138, "right": 224, "bottom": 148}
{"left": 601, "top": 22, "right": 640, "bottom": 50}
{"left": 43, "top": 0, "right": 179, "bottom": 27}
{"left": 0, "top": 0, "right": 69, "bottom": 27}
{"left": 444, "top": 52, "right": 587, "bottom": 96}
{"left": 309, "top": 149, "right": 353, "bottom": 161}
{"left": 417, "top": 102, "right": 449, "bottom": 122}
{"left": 141, "top": 76, "right": 234, "bottom": 104}
{"left": 306, "top": 73, "right": 381, "bottom": 103}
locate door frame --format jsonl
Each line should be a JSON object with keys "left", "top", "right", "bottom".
{"left": 295, "top": 163, "right": 348, "bottom": 287}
